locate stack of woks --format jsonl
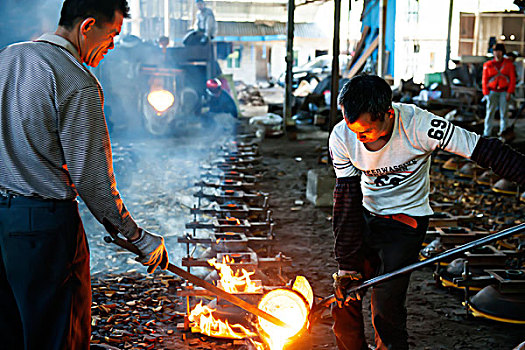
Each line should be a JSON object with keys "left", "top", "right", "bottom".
{"left": 436, "top": 150, "right": 524, "bottom": 199}
{"left": 426, "top": 149, "right": 525, "bottom": 323}
{"left": 467, "top": 269, "right": 525, "bottom": 324}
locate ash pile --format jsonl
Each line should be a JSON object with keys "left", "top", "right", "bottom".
{"left": 420, "top": 149, "right": 525, "bottom": 325}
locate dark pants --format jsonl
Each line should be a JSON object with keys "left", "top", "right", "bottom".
{"left": 332, "top": 211, "right": 429, "bottom": 350}
{"left": 0, "top": 195, "right": 91, "bottom": 350}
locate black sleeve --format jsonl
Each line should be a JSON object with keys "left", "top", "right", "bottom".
{"left": 332, "top": 176, "right": 364, "bottom": 271}
{"left": 470, "top": 137, "right": 525, "bottom": 186}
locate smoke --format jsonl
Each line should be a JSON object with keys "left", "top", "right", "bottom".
{"left": 0, "top": 0, "right": 62, "bottom": 48}
{"left": 85, "top": 119, "right": 240, "bottom": 276}
{"left": 85, "top": 36, "right": 239, "bottom": 274}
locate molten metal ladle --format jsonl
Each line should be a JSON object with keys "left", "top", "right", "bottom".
{"left": 104, "top": 231, "right": 289, "bottom": 328}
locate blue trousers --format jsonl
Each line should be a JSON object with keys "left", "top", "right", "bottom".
{"left": 332, "top": 211, "right": 429, "bottom": 350}
{"left": 483, "top": 91, "right": 509, "bottom": 137}
{"left": 0, "top": 195, "right": 91, "bottom": 350}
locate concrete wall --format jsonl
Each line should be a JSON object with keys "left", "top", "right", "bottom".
{"left": 219, "top": 38, "right": 331, "bottom": 85}
{"left": 394, "top": 0, "right": 519, "bottom": 84}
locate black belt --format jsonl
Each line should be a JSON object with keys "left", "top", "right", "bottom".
{"left": 0, "top": 193, "right": 75, "bottom": 208}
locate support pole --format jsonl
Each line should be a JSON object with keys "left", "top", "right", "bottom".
{"left": 377, "top": 0, "right": 387, "bottom": 78}
{"left": 473, "top": 0, "right": 481, "bottom": 55}
{"left": 328, "top": 0, "right": 342, "bottom": 133}
{"left": 164, "top": 0, "right": 170, "bottom": 37}
{"left": 445, "top": 0, "right": 454, "bottom": 71}
{"left": 129, "top": 0, "right": 141, "bottom": 36}
{"left": 284, "top": 0, "right": 295, "bottom": 131}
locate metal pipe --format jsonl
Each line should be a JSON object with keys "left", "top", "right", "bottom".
{"left": 377, "top": 0, "right": 387, "bottom": 78}
{"left": 164, "top": 0, "right": 169, "bottom": 37}
{"left": 317, "top": 223, "right": 525, "bottom": 309}
{"left": 445, "top": 0, "right": 454, "bottom": 72}
{"left": 284, "top": 0, "right": 295, "bottom": 130}
{"left": 328, "top": 0, "right": 342, "bottom": 133}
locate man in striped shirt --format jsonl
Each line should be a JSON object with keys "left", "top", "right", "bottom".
{"left": 0, "top": 1, "right": 168, "bottom": 349}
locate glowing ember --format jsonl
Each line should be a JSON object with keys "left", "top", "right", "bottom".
{"left": 208, "top": 256, "right": 262, "bottom": 294}
{"left": 226, "top": 216, "right": 241, "bottom": 225}
{"left": 188, "top": 301, "right": 257, "bottom": 339}
{"left": 147, "top": 89, "right": 174, "bottom": 113}
{"left": 226, "top": 203, "right": 237, "bottom": 208}
{"left": 257, "top": 288, "right": 309, "bottom": 350}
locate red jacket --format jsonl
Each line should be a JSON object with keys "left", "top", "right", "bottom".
{"left": 482, "top": 57, "right": 516, "bottom": 95}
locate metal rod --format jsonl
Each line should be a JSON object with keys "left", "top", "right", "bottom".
{"left": 104, "top": 233, "right": 289, "bottom": 328}
{"left": 318, "top": 223, "right": 525, "bottom": 308}
{"left": 377, "top": 0, "right": 387, "bottom": 78}
{"left": 445, "top": 0, "right": 454, "bottom": 72}
{"left": 328, "top": 0, "right": 341, "bottom": 133}
{"left": 284, "top": 0, "right": 295, "bottom": 130}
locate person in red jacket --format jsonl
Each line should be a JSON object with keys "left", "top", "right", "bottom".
{"left": 482, "top": 43, "right": 516, "bottom": 137}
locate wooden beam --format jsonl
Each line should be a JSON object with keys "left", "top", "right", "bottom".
{"left": 346, "top": 36, "right": 379, "bottom": 79}
{"left": 346, "top": 25, "right": 370, "bottom": 71}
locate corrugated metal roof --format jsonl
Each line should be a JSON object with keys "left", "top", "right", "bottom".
{"left": 217, "top": 21, "right": 327, "bottom": 39}
{"left": 166, "top": 19, "right": 327, "bottom": 40}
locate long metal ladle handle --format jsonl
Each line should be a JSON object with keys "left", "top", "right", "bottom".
{"left": 104, "top": 231, "right": 289, "bottom": 328}
{"left": 318, "top": 222, "right": 525, "bottom": 308}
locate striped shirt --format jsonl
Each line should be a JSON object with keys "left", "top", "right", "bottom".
{"left": 0, "top": 33, "right": 138, "bottom": 239}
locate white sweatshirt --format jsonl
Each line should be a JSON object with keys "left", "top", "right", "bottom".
{"left": 329, "top": 103, "right": 480, "bottom": 216}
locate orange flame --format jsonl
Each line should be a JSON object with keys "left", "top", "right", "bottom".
{"left": 208, "top": 256, "right": 262, "bottom": 294}
{"left": 188, "top": 301, "right": 257, "bottom": 339}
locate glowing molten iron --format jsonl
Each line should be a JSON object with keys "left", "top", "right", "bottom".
{"left": 188, "top": 301, "right": 257, "bottom": 339}
{"left": 189, "top": 273, "right": 312, "bottom": 350}
{"left": 208, "top": 256, "right": 262, "bottom": 294}
{"left": 226, "top": 216, "right": 241, "bottom": 225}
{"left": 257, "top": 278, "right": 311, "bottom": 350}
{"left": 147, "top": 89, "right": 174, "bottom": 113}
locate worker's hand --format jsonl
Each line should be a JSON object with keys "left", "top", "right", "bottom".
{"left": 333, "top": 271, "right": 363, "bottom": 308}
{"left": 506, "top": 92, "right": 512, "bottom": 101}
{"left": 131, "top": 229, "right": 169, "bottom": 273}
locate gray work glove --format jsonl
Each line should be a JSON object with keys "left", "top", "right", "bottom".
{"left": 131, "top": 229, "right": 169, "bottom": 273}
{"left": 333, "top": 271, "right": 363, "bottom": 308}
